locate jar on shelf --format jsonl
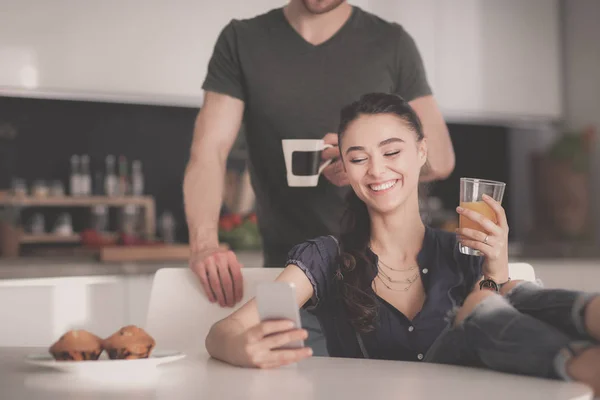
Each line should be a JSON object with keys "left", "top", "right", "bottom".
{"left": 159, "top": 211, "right": 176, "bottom": 243}
{"left": 120, "top": 204, "right": 138, "bottom": 236}
{"left": 31, "top": 180, "right": 49, "bottom": 198}
{"left": 91, "top": 205, "right": 109, "bottom": 232}
{"left": 11, "top": 178, "right": 27, "bottom": 197}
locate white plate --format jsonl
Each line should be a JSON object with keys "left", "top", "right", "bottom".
{"left": 24, "top": 350, "right": 185, "bottom": 375}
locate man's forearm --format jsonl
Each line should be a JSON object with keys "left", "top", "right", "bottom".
{"left": 410, "top": 96, "right": 455, "bottom": 182}
{"left": 184, "top": 148, "right": 227, "bottom": 253}
{"left": 419, "top": 131, "right": 455, "bottom": 182}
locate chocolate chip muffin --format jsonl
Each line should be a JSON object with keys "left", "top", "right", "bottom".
{"left": 102, "top": 325, "right": 156, "bottom": 360}
{"left": 49, "top": 329, "right": 103, "bottom": 361}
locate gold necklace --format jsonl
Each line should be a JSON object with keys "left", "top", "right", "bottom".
{"left": 377, "top": 267, "right": 419, "bottom": 284}
{"left": 375, "top": 262, "right": 420, "bottom": 292}
{"left": 373, "top": 253, "right": 419, "bottom": 272}
{"left": 376, "top": 274, "right": 419, "bottom": 292}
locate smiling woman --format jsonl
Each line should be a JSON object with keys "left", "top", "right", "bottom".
{"left": 204, "top": 93, "right": 600, "bottom": 396}
{"left": 335, "top": 93, "right": 429, "bottom": 330}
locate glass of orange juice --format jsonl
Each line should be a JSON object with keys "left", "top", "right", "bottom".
{"left": 459, "top": 177, "right": 506, "bottom": 256}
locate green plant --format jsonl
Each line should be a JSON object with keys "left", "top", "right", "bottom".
{"left": 547, "top": 127, "right": 595, "bottom": 173}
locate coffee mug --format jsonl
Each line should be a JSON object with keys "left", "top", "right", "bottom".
{"left": 282, "top": 139, "right": 335, "bottom": 187}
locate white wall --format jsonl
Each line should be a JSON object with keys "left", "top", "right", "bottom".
{"left": 563, "top": 0, "right": 600, "bottom": 239}
{"left": 0, "top": 0, "right": 287, "bottom": 106}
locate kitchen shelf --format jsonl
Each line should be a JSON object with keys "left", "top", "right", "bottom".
{"left": 0, "top": 195, "right": 156, "bottom": 239}
{"left": 18, "top": 232, "right": 120, "bottom": 245}
{"left": 0, "top": 195, "right": 153, "bottom": 207}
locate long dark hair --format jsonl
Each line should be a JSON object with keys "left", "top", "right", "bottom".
{"left": 336, "top": 93, "right": 425, "bottom": 333}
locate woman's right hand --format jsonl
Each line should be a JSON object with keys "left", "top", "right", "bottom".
{"left": 232, "top": 320, "right": 313, "bottom": 368}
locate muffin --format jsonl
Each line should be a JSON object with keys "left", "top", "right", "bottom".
{"left": 102, "top": 325, "right": 156, "bottom": 360}
{"left": 49, "top": 329, "right": 103, "bottom": 361}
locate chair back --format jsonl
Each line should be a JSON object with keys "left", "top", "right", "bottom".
{"left": 508, "top": 262, "right": 536, "bottom": 282}
{"left": 145, "top": 267, "right": 282, "bottom": 353}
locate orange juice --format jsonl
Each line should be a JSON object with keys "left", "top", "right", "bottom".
{"left": 459, "top": 201, "right": 497, "bottom": 232}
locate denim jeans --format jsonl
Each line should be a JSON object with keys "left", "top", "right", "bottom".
{"left": 424, "top": 281, "right": 598, "bottom": 380}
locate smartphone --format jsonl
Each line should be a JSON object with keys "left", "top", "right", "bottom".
{"left": 255, "top": 281, "right": 304, "bottom": 349}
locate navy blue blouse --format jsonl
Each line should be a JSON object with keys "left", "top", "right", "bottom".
{"left": 285, "top": 226, "right": 483, "bottom": 362}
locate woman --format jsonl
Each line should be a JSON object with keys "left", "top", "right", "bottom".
{"left": 206, "top": 93, "right": 600, "bottom": 392}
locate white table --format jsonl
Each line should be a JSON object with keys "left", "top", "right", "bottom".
{"left": 1, "top": 347, "right": 593, "bottom": 400}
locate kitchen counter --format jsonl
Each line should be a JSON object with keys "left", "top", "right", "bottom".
{"left": 0, "top": 251, "right": 264, "bottom": 280}
{"left": 0, "top": 251, "right": 598, "bottom": 292}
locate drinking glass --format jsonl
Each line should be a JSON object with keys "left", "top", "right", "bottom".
{"left": 459, "top": 177, "right": 506, "bottom": 256}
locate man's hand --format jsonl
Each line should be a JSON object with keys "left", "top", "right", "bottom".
{"left": 190, "top": 247, "right": 244, "bottom": 307}
{"left": 321, "top": 132, "right": 349, "bottom": 187}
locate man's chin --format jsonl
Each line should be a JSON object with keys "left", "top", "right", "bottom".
{"left": 301, "top": 0, "right": 346, "bottom": 15}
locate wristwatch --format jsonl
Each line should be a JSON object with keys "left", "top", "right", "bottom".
{"left": 479, "top": 276, "right": 511, "bottom": 292}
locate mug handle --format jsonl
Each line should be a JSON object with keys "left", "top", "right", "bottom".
{"left": 318, "top": 144, "right": 335, "bottom": 175}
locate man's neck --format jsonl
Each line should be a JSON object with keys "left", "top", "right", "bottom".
{"left": 283, "top": 1, "right": 353, "bottom": 46}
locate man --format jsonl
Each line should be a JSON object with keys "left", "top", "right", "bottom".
{"left": 184, "top": 0, "right": 454, "bottom": 355}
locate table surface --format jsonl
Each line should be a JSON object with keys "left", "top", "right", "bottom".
{"left": 1, "top": 347, "right": 593, "bottom": 400}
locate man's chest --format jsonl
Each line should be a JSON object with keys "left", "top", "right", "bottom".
{"left": 240, "top": 43, "right": 397, "bottom": 136}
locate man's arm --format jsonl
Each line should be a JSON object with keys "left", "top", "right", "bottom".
{"left": 184, "top": 91, "right": 246, "bottom": 307}
{"left": 409, "top": 95, "right": 455, "bottom": 182}
{"left": 184, "top": 91, "right": 244, "bottom": 251}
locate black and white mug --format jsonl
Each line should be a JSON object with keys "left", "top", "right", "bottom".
{"left": 282, "top": 139, "right": 334, "bottom": 187}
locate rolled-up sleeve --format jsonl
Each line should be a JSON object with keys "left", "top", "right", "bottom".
{"left": 285, "top": 236, "right": 339, "bottom": 312}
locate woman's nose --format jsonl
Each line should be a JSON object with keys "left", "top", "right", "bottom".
{"left": 367, "top": 158, "right": 386, "bottom": 178}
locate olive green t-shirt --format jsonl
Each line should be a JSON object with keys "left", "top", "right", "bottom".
{"left": 203, "top": 6, "right": 432, "bottom": 266}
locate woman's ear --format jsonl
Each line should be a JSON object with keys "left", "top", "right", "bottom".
{"left": 418, "top": 139, "right": 428, "bottom": 168}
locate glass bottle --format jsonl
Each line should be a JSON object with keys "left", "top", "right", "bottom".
{"left": 70, "top": 155, "right": 81, "bottom": 196}
{"left": 80, "top": 154, "right": 91, "bottom": 196}
{"left": 104, "top": 155, "right": 118, "bottom": 197}
{"left": 131, "top": 160, "right": 144, "bottom": 196}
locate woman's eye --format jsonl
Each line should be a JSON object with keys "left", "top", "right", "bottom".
{"left": 384, "top": 150, "right": 401, "bottom": 157}
{"left": 350, "top": 158, "right": 367, "bottom": 164}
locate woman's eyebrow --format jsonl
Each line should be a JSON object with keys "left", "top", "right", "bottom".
{"left": 345, "top": 145, "right": 364, "bottom": 155}
{"left": 379, "top": 137, "right": 404, "bottom": 146}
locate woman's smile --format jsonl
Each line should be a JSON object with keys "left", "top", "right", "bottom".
{"left": 367, "top": 178, "right": 400, "bottom": 194}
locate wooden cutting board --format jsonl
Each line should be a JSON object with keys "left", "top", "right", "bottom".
{"left": 99, "top": 245, "right": 190, "bottom": 262}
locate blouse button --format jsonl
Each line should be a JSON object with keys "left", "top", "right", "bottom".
{"left": 422, "top": 268, "right": 429, "bottom": 274}
{"left": 417, "top": 353, "right": 424, "bottom": 360}
{"left": 408, "top": 326, "right": 414, "bottom": 332}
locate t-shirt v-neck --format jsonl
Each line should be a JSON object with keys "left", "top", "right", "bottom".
{"left": 275, "top": 6, "right": 357, "bottom": 52}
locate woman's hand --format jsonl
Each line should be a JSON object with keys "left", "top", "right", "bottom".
{"left": 231, "top": 320, "right": 313, "bottom": 369}
{"left": 456, "top": 194, "right": 509, "bottom": 282}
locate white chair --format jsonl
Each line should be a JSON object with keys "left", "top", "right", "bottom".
{"left": 145, "top": 267, "right": 283, "bottom": 354}
{"left": 508, "top": 262, "right": 536, "bottom": 282}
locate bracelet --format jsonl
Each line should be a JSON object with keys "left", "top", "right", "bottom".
{"left": 498, "top": 277, "right": 512, "bottom": 289}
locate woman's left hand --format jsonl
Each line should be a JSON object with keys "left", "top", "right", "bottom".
{"left": 456, "top": 194, "right": 509, "bottom": 281}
